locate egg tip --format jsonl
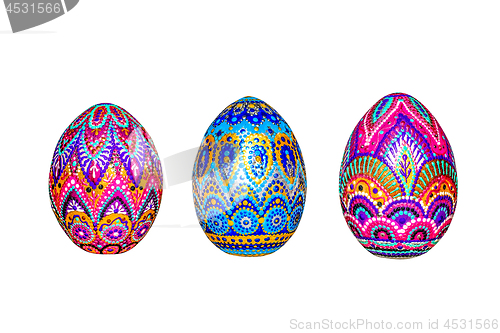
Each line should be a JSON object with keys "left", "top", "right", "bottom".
{"left": 385, "top": 92, "right": 413, "bottom": 98}
{"left": 236, "top": 96, "right": 263, "bottom": 103}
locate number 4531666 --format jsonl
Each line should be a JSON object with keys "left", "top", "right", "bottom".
{"left": 6, "top": 3, "right": 62, "bottom": 14}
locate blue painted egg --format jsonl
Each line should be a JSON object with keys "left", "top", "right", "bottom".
{"left": 192, "top": 97, "right": 307, "bottom": 256}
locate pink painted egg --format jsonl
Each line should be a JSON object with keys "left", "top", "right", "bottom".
{"left": 339, "top": 93, "right": 458, "bottom": 258}
{"left": 48, "top": 103, "right": 163, "bottom": 254}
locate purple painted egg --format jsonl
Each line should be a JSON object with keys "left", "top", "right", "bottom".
{"left": 48, "top": 103, "right": 163, "bottom": 254}
{"left": 339, "top": 93, "right": 458, "bottom": 258}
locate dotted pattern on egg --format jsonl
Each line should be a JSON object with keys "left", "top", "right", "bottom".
{"left": 339, "top": 93, "right": 457, "bottom": 259}
{"left": 48, "top": 104, "right": 163, "bottom": 254}
{"left": 192, "top": 97, "right": 307, "bottom": 256}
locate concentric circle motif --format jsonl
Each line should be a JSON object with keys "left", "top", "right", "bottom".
{"left": 100, "top": 223, "right": 129, "bottom": 244}
{"left": 101, "top": 245, "right": 121, "bottom": 254}
{"left": 193, "top": 97, "right": 307, "bottom": 256}
{"left": 371, "top": 226, "right": 395, "bottom": 240}
{"left": 70, "top": 222, "right": 95, "bottom": 245}
{"left": 48, "top": 103, "right": 163, "bottom": 254}
{"left": 132, "top": 221, "right": 152, "bottom": 242}
{"left": 206, "top": 209, "right": 230, "bottom": 235}
{"left": 232, "top": 209, "right": 259, "bottom": 235}
{"left": 408, "top": 226, "right": 430, "bottom": 241}
{"left": 287, "top": 206, "right": 303, "bottom": 232}
{"left": 263, "top": 207, "right": 287, "bottom": 234}
{"left": 339, "top": 93, "right": 458, "bottom": 259}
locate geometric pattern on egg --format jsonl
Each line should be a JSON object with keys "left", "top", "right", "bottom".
{"left": 192, "top": 97, "right": 307, "bottom": 257}
{"left": 339, "top": 93, "right": 457, "bottom": 259}
{"left": 48, "top": 104, "right": 163, "bottom": 254}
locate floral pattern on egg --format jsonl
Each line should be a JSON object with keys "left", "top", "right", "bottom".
{"left": 48, "top": 103, "right": 163, "bottom": 254}
{"left": 339, "top": 93, "right": 457, "bottom": 258}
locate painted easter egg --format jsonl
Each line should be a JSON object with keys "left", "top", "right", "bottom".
{"left": 192, "top": 97, "right": 307, "bottom": 256}
{"left": 339, "top": 93, "right": 457, "bottom": 258}
{"left": 48, "top": 103, "right": 163, "bottom": 254}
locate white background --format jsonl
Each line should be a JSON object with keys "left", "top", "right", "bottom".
{"left": 1, "top": 1, "right": 499, "bottom": 332}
